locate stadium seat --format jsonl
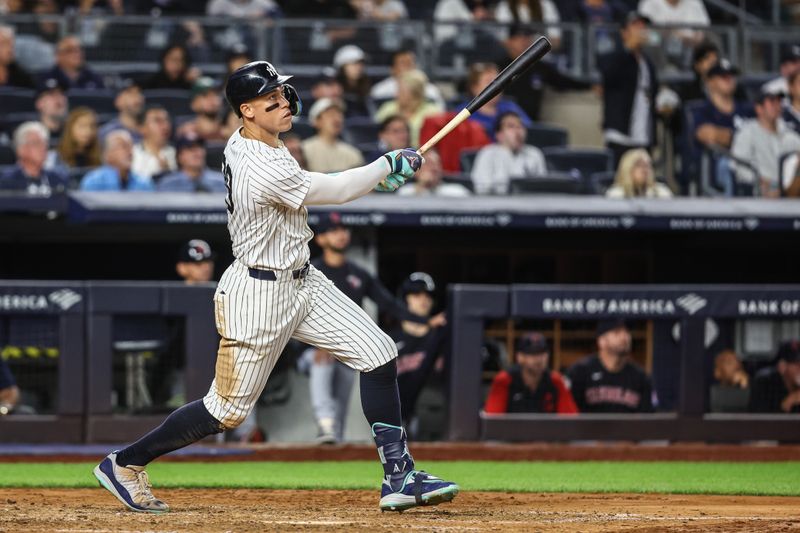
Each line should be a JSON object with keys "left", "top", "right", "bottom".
{"left": 459, "top": 148, "right": 480, "bottom": 174}
{"left": 142, "top": 90, "right": 193, "bottom": 117}
{"left": 205, "top": 142, "right": 226, "bottom": 173}
{"left": 526, "top": 123, "right": 568, "bottom": 149}
{"left": 442, "top": 173, "right": 474, "bottom": 192}
{"left": 509, "top": 172, "right": 585, "bottom": 194}
{"left": 0, "top": 88, "right": 35, "bottom": 115}
{"left": 67, "top": 89, "right": 117, "bottom": 114}
{"left": 0, "top": 144, "right": 15, "bottom": 165}
{"left": 343, "top": 120, "right": 380, "bottom": 146}
{"left": 542, "top": 147, "right": 613, "bottom": 180}
{"left": 0, "top": 112, "right": 38, "bottom": 137}
{"left": 589, "top": 170, "right": 615, "bottom": 195}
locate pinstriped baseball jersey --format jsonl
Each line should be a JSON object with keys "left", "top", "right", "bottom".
{"left": 221, "top": 128, "right": 314, "bottom": 271}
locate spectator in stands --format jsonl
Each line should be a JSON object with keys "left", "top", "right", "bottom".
{"left": 763, "top": 45, "right": 800, "bottom": 96}
{"left": 80, "top": 130, "right": 154, "bottom": 191}
{"left": 461, "top": 62, "right": 532, "bottom": 141}
{"left": 419, "top": 111, "right": 491, "bottom": 173}
{"left": 390, "top": 272, "right": 448, "bottom": 429}
{"left": 471, "top": 111, "right": 546, "bottom": 195}
{"left": 484, "top": 332, "right": 578, "bottom": 414}
{"left": 143, "top": 44, "right": 197, "bottom": 91}
{"left": 0, "top": 351, "right": 20, "bottom": 416}
{"left": 353, "top": 0, "right": 409, "bottom": 20}
{"left": 370, "top": 49, "right": 445, "bottom": 109}
{"left": 35, "top": 78, "right": 68, "bottom": 141}
{"left": 676, "top": 40, "right": 719, "bottom": 103}
{"left": 637, "top": 0, "right": 710, "bottom": 46}
{"left": 282, "top": 132, "right": 307, "bottom": 168}
{"left": 495, "top": 23, "right": 590, "bottom": 121}
{"left": 567, "top": 319, "right": 655, "bottom": 413}
{"left": 221, "top": 109, "right": 242, "bottom": 139}
{"left": 309, "top": 68, "right": 344, "bottom": 112}
{"left": 433, "top": 0, "right": 494, "bottom": 42}
{"left": 333, "top": 45, "right": 372, "bottom": 118}
{"left": 225, "top": 45, "right": 251, "bottom": 78}
{"left": 0, "top": 25, "right": 35, "bottom": 88}
{"left": 398, "top": 149, "right": 470, "bottom": 197}
{"left": 158, "top": 134, "right": 226, "bottom": 192}
{"left": 749, "top": 340, "right": 800, "bottom": 413}
{"left": 494, "top": 0, "right": 563, "bottom": 49}
{"left": 784, "top": 69, "right": 800, "bottom": 134}
{"left": 302, "top": 97, "right": 363, "bottom": 173}
{"left": 599, "top": 11, "right": 658, "bottom": 167}
{"left": 0, "top": 121, "right": 67, "bottom": 195}
{"left": 731, "top": 88, "right": 800, "bottom": 197}
{"left": 49, "top": 107, "right": 102, "bottom": 170}
{"left": 43, "top": 35, "right": 104, "bottom": 90}
{"left": 132, "top": 105, "right": 176, "bottom": 181}
{"left": 370, "top": 115, "right": 410, "bottom": 160}
{"left": 605, "top": 148, "right": 672, "bottom": 198}
{"left": 176, "top": 77, "right": 226, "bottom": 142}
{"left": 98, "top": 80, "right": 145, "bottom": 143}
{"left": 207, "top": 0, "right": 279, "bottom": 17}
{"left": 375, "top": 69, "right": 442, "bottom": 147}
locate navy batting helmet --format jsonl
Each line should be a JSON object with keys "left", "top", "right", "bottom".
{"left": 225, "top": 61, "right": 302, "bottom": 118}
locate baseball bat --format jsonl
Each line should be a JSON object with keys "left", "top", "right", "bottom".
{"left": 417, "top": 36, "right": 552, "bottom": 156}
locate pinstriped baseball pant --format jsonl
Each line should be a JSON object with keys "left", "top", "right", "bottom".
{"left": 203, "top": 260, "right": 397, "bottom": 429}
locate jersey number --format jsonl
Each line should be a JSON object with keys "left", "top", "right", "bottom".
{"left": 222, "top": 154, "right": 234, "bottom": 214}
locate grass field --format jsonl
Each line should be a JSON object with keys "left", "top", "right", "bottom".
{"left": 2, "top": 461, "right": 800, "bottom": 496}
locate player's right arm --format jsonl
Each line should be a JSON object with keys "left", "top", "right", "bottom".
{"left": 303, "top": 149, "right": 423, "bottom": 206}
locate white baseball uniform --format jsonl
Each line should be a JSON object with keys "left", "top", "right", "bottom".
{"left": 202, "top": 128, "right": 397, "bottom": 428}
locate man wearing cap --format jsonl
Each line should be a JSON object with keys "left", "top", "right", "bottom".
{"left": 301, "top": 98, "right": 363, "bottom": 173}
{"left": 731, "top": 88, "right": 800, "bottom": 197}
{"left": 42, "top": 35, "right": 104, "bottom": 90}
{"left": 598, "top": 11, "right": 659, "bottom": 166}
{"left": 749, "top": 340, "right": 800, "bottom": 413}
{"left": 158, "top": 134, "right": 226, "bottom": 192}
{"left": 35, "top": 78, "right": 69, "bottom": 142}
{"left": 175, "top": 77, "right": 226, "bottom": 142}
{"left": 305, "top": 215, "right": 440, "bottom": 443}
{"left": 484, "top": 332, "right": 577, "bottom": 414}
{"left": 132, "top": 105, "right": 177, "bottom": 181}
{"left": 176, "top": 238, "right": 216, "bottom": 284}
{"left": 369, "top": 49, "right": 445, "bottom": 109}
{"left": 763, "top": 45, "right": 800, "bottom": 97}
{"left": 567, "top": 320, "right": 654, "bottom": 413}
{"left": 99, "top": 81, "right": 145, "bottom": 143}
{"left": 391, "top": 272, "right": 449, "bottom": 431}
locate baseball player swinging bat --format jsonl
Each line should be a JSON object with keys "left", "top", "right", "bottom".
{"left": 417, "top": 36, "right": 552, "bottom": 156}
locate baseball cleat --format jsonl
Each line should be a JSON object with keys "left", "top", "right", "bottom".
{"left": 379, "top": 470, "right": 459, "bottom": 512}
{"left": 93, "top": 452, "right": 169, "bottom": 513}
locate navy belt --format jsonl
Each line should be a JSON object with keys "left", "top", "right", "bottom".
{"left": 248, "top": 262, "right": 309, "bottom": 281}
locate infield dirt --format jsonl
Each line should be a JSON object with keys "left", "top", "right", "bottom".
{"left": 1, "top": 488, "right": 799, "bottom": 532}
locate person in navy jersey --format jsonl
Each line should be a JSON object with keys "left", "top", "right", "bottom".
{"left": 484, "top": 332, "right": 578, "bottom": 414}
{"left": 567, "top": 319, "right": 655, "bottom": 413}
{"left": 749, "top": 340, "right": 800, "bottom": 414}
{"left": 0, "top": 121, "right": 68, "bottom": 196}
{"left": 41, "top": 35, "right": 104, "bottom": 90}
{"left": 459, "top": 62, "right": 532, "bottom": 141}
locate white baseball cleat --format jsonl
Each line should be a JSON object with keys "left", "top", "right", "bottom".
{"left": 93, "top": 452, "right": 169, "bottom": 513}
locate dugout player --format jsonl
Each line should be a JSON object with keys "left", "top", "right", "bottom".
{"left": 567, "top": 319, "right": 655, "bottom": 413}
{"left": 391, "top": 273, "right": 449, "bottom": 431}
{"left": 0, "top": 355, "right": 20, "bottom": 416}
{"left": 749, "top": 340, "right": 800, "bottom": 413}
{"left": 307, "top": 213, "right": 441, "bottom": 444}
{"left": 484, "top": 332, "right": 577, "bottom": 414}
{"left": 94, "top": 60, "right": 458, "bottom": 513}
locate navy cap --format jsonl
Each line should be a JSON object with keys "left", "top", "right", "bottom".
{"left": 515, "top": 332, "right": 548, "bottom": 355}
{"left": 175, "top": 133, "right": 205, "bottom": 152}
{"left": 36, "top": 77, "right": 66, "bottom": 98}
{"left": 777, "top": 340, "right": 800, "bottom": 363}
{"left": 179, "top": 239, "right": 215, "bottom": 263}
{"left": 707, "top": 59, "right": 739, "bottom": 78}
{"left": 596, "top": 318, "right": 628, "bottom": 338}
{"left": 400, "top": 272, "right": 436, "bottom": 297}
{"left": 781, "top": 45, "right": 800, "bottom": 65}
{"left": 315, "top": 211, "right": 346, "bottom": 234}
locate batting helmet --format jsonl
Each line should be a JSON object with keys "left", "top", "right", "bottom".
{"left": 225, "top": 61, "right": 302, "bottom": 118}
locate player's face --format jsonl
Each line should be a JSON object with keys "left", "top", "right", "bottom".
{"left": 178, "top": 260, "right": 214, "bottom": 284}
{"left": 324, "top": 226, "right": 351, "bottom": 252}
{"left": 599, "top": 327, "right": 632, "bottom": 357}
{"left": 406, "top": 291, "right": 433, "bottom": 317}
{"left": 517, "top": 351, "right": 548, "bottom": 376}
{"left": 242, "top": 87, "right": 293, "bottom": 134}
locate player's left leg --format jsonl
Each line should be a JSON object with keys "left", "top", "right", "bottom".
{"left": 332, "top": 361, "right": 356, "bottom": 442}
{"left": 292, "top": 266, "right": 459, "bottom": 511}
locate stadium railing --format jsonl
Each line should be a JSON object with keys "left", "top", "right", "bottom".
{"left": 449, "top": 284, "right": 800, "bottom": 443}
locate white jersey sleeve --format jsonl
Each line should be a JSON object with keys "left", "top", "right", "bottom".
{"left": 245, "top": 149, "right": 311, "bottom": 210}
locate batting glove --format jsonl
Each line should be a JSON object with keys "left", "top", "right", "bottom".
{"left": 375, "top": 173, "right": 406, "bottom": 192}
{"left": 383, "top": 148, "right": 424, "bottom": 180}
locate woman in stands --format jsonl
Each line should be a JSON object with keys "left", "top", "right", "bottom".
{"left": 48, "top": 107, "right": 101, "bottom": 171}
{"left": 333, "top": 45, "right": 372, "bottom": 118}
{"left": 606, "top": 148, "right": 673, "bottom": 199}
{"left": 374, "top": 69, "right": 442, "bottom": 147}
{"left": 143, "top": 44, "right": 197, "bottom": 90}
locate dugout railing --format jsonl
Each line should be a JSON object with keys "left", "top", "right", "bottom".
{"left": 448, "top": 284, "right": 800, "bottom": 443}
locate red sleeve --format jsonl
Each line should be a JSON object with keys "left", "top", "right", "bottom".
{"left": 551, "top": 371, "right": 579, "bottom": 414}
{"left": 484, "top": 370, "right": 512, "bottom": 414}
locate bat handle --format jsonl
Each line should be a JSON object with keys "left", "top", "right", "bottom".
{"left": 417, "top": 108, "right": 472, "bottom": 156}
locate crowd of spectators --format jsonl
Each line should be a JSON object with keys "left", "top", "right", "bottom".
{"left": 1, "top": 2, "right": 799, "bottom": 199}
